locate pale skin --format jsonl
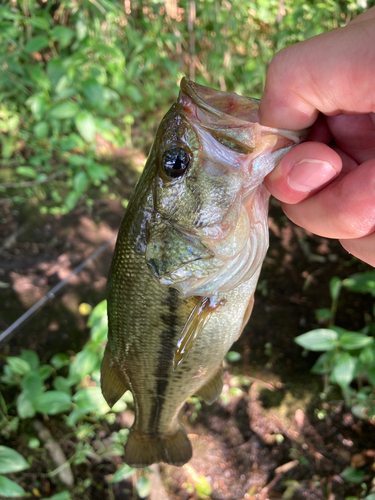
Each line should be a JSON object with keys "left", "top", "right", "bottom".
{"left": 259, "top": 7, "right": 375, "bottom": 267}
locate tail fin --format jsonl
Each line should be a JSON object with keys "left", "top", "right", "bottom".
{"left": 124, "top": 427, "right": 192, "bottom": 467}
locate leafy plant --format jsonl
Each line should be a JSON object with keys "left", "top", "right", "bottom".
{"left": 0, "top": 300, "right": 150, "bottom": 499}
{"left": 295, "top": 272, "right": 375, "bottom": 419}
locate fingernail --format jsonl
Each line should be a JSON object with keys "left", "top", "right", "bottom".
{"left": 288, "top": 159, "right": 337, "bottom": 192}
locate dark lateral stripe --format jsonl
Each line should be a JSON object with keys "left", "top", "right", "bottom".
{"left": 148, "top": 287, "right": 180, "bottom": 434}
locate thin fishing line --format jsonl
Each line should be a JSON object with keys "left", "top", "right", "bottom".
{"left": 0, "top": 236, "right": 116, "bottom": 346}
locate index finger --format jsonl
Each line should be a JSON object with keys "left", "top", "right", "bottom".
{"left": 258, "top": 8, "right": 375, "bottom": 130}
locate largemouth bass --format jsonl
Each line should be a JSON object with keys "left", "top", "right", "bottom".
{"left": 101, "top": 78, "right": 305, "bottom": 467}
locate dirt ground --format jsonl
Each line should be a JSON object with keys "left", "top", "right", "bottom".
{"left": 1, "top": 163, "right": 375, "bottom": 499}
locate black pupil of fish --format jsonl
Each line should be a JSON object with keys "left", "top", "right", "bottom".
{"left": 163, "top": 148, "right": 190, "bottom": 178}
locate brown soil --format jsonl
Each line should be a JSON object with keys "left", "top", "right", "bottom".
{"left": 1, "top": 171, "right": 374, "bottom": 500}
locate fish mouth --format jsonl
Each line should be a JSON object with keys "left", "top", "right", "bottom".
{"left": 180, "top": 77, "right": 309, "bottom": 141}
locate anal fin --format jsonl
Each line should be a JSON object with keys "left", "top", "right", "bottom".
{"left": 195, "top": 367, "right": 223, "bottom": 404}
{"left": 101, "top": 347, "right": 129, "bottom": 407}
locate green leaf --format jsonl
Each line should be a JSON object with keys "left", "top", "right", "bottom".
{"left": 50, "top": 101, "right": 80, "bottom": 119}
{"left": 368, "top": 366, "right": 375, "bottom": 386}
{"left": 64, "top": 191, "right": 80, "bottom": 211}
{"left": 21, "top": 373, "right": 43, "bottom": 401}
{"left": 51, "top": 26, "right": 75, "bottom": 48}
{"left": 73, "top": 171, "right": 89, "bottom": 194}
{"left": 69, "top": 350, "right": 98, "bottom": 383}
{"left": 0, "top": 446, "right": 30, "bottom": 474}
{"left": 33, "top": 391, "right": 71, "bottom": 415}
{"left": 329, "top": 276, "right": 341, "bottom": 301}
{"left": 330, "top": 353, "right": 356, "bottom": 389}
{"left": 311, "top": 351, "right": 335, "bottom": 375}
{"left": 0, "top": 475, "right": 27, "bottom": 497}
{"left": 226, "top": 351, "right": 241, "bottom": 362}
{"left": 34, "top": 121, "right": 49, "bottom": 139}
{"left": 82, "top": 79, "right": 105, "bottom": 107}
{"left": 339, "top": 333, "right": 373, "bottom": 350}
{"left": 75, "top": 111, "right": 96, "bottom": 142}
{"left": 87, "top": 300, "right": 107, "bottom": 328}
{"left": 16, "top": 166, "right": 37, "bottom": 179}
{"left": 29, "top": 17, "right": 50, "bottom": 31}
{"left": 17, "top": 391, "right": 36, "bottom": 419}
{"left": 315, "top": 308, "right": 331, "bottom": 322}
{"left": 38, "top": 364, "right": 54, "bottom": 380}
{"left": 26, "top": 93, "right": 48, "bottom": 120}
{"left": 6, "top": 357, "right": 31, "bottom": 375}
{"left": 42, "top": 492, "right": 71, "bottom": 500}
{"left": 86, "top": 161, "right": 107, "bottom": 181}
{"left": 365, "top": 494, "right": 375, "bottom": 500}
{"left": 111, "top": 464, "right": 137, "bottom": 483}
{"left": 20, "top": 350, "right": 40, "bottom": 370}
{"left": 73, "top": 387, "right": 107, "bottom": 414}
{"left": 53, "top": 377, "right": 72, "bottom": 395}
{"left": 50, "top": 353, "right": 70, "bottom": 370}
{"left": 343, "top": 271, "right": 375, "bottom": 296}
{"left": 340, "top": 466, "right": 366, "bottom": 483}
{"left": 136, "top": 476, "right": 151, "bottom": 498}
{"left": 25, "top": 36, "right": 50, "bottom": 53}
{"left": 294, "top": 329, "right": 338, "bottom": 351}
{"left": 359, "top": 345, "right": 375, "bottom": 365}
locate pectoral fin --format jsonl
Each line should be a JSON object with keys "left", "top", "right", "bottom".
{"left": 195, "top": 367, "right": 224, "bottom": 404}
{"left": 173, "top": 296, "right": 227, "bottom": 371}
{"left": 101, "top": 347, "right": 130, "bottom": 407}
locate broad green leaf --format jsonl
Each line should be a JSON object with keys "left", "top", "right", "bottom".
{"left": 73, "top": 387, "right": 107, "bottom": 414}
{"left": 50, "top": 353, "right": 70, "bottom": 370}
{"left": 87, "top": 300, "right": 107, "bottom": 328}
{"left": 25, "top": 36, "right": 50, "bottom": 53}
{"left": 339, "top": 333, "right": 373, "bottom": 350}
{"left": 51, "top": 26, "right": 75, "bottom": 48}
{"left": 6, "top": 357, "right": 31, "bottom": 375}
{"left": 47, "top": 57, "right": 65, "bottom": 87}
{"left": 67, "top": 154, "right": 87, "bottom": 167}
{"left": 226, "top": 351, "right": 241, "bottom": 362}
{"left": 21, "top": 373, "right": 43, "bottom": 401}
{"left": 136, "top": 476, "right": 151, "bottom": 498}
{"left": 26, "top": 92, "right": 48, "bottom": 120}
{"left": 34, "top": 121, "right": 49, "bottom": 139}
{"left": 111, "top": 464, "right": 136, "bottom": 483}
{"left": 330, "top": 353, "right": 356, "bottom": 389}
{"left": 64, "top": 191, "right": 80, "bottom": 211}
{"left": 86, "top": 161, "right": 107, "bottom": 181}
{"left": 340, "top": 466, "right": 366, "bottom": 483}
{"left": 0, "top": 446, "right": 30, "bottom": 473}
{"left": 329, "top": 276, "right": 341, "bottom": 301}
{"left": 359, "top": 345, "right": 375, "bottom": 364}
{"left": 311, "top": 351, "right": 335, "bottom": 375}
{"left": 69, "top": 350, "right": 98, "bottom": 383}
{"left": 368, "top": 366, "right": 375, "bottom": 386}
{"left": 75, "top": 111, "right": 96, "bottom": 142}
{"left": 50, "top": 101, "right": 80, "bottom": 119}
{"left": 294, "top": 329, "right": 338, "bottom": 351}
{"left": 42, "top": 492, "right": 71, "bottom": 500}
{"left": 343, "top": 271, "right": 375, "bottom": 296}
{"left": 0, "top": 475, "right": 27, "bottom": 497}
{"left": 16, "top": 166, "right": 37, "bottom": 179}
{"left": 53, "top": 376, "right": 72, "bottom": 395}
{"left": 29, "top": 17, "right": 50, "bottom": 30}
{"left": 73, "top": 171, "right": 89, "bottom": 194}
{"left": 315, "top": 308, "right": 331, "bottom": 322}
{"left": 17, "top": 391, "right": 36, "bottom": 419}
{"left": 82, "top": 79, "right": 105, "bottom": 107}
{"left": 38, "top": 364, "right": 54, "bottom": 380}
{"left": 20, "top": 350, "right": 40, "bottom": 370}
{"left": 33, "top": 391, "right": 71, "bottom": 415}
{"left": 365, "top": 494, "right": 375, "bottom": 500}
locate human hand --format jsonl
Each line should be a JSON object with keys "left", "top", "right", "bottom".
{"left": 259, "top": 7, "right": 375, "bottom": 267}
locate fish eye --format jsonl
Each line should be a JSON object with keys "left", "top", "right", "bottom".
{"left": 162, "top": 147, "right": 190, "bottom": 178}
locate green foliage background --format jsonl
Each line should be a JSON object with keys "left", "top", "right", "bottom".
{"left": 0, "top": 0, "right": 373, "bottom": 212}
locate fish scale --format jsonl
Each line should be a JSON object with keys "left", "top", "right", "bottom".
{"left": 101, "top": 78, "right": 307, "bottom": 467}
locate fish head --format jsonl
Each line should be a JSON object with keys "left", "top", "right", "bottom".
{"left": 145, "top": 78, "right": 306, "bottom": 297}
